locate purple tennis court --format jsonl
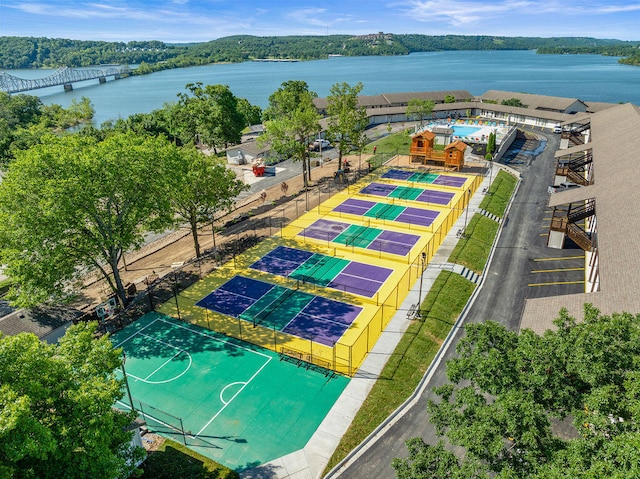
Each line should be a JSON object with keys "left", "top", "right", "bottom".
{"left": 196, "top": 275, "right": 362, "bottom": 346}
{"left": 382, "top": 169, "right": 468, "bottom": 188}
{"left": 250, "top": 245, "right": 393, "bottom": 298}
{"left": 333, "top": 198, "right": 441, "bottom": 228}
{"left": 382, "top": 169, "right": 415, "bottom": 181}
{"left": 359, "top": 183, "right": 454, "bottom": 206}
{"left": 432, "top": 175, "right": 467, "bottom": 187}
{"left": 300, "top": 219, "right": 420, "bottom": 256}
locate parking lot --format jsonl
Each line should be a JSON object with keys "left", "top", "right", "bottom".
{"left": 527, "top": 206, "right": 585, "bottom": 298}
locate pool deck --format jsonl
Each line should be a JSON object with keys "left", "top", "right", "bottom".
{"left": 421, "top": 120, "right": 510, "bottom": 144}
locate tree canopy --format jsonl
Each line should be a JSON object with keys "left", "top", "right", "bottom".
{"left": 0, "top": 322, "right": 143, "bottom": 479}
{"left": 260, "top": 81, "right": 320, "bottom": 187}
{"left": 325, "top": 81, "right": 368, "bottom": 169}
{"left": 0, "top": 131, "right": 180, "bottom": 307}
{"left": 406, "top": 98, "right": 435, "bottom": 127}
{"left": 170, "top": 147, "right": 248, "bottom": 258}
{"left": 176, "top": 83, "right": 246, "bottom": 152}
{"left": 0, "top": 92, "right": 94, "bottom": 164}
{"left": 394, "top": 305, "right": 640, "bottom": 478}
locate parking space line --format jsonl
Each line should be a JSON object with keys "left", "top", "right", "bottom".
{"left": 532, "top": 267, "right": 584, "bottom": 273}
{"left": 528, "top": 280, "right": 584, "bottom": 287}
{"left": 533, "top": 256, "right": 584, "bottom": 262}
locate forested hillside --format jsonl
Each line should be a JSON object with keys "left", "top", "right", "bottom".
{"left": 1, "top": 34, "right": 637, "bottom": 71}
{"left": 0, "top": 37, "right": 187, "bottom": 68}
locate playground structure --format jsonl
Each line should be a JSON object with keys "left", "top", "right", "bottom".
{"left": 409, "top": 130, "right": 467, "bottom": 170}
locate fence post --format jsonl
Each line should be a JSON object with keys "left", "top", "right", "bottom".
{"left": 179, "top": 418, "right": 187, "bottom": 445}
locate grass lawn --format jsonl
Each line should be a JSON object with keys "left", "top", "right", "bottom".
{"left": 364, "top": 129, "right": 412, "bottom": 156}
{"left": 448, "top": 214, "right": 500, "bottom": 274}
{"left": 139, "top": 439, "right": 238, "bottom": 479}
{"left": 323, "top": 271, "right": 476, "bottom": 474}
{"left": 479, "top": 169, "right": 518, "bottom": 218}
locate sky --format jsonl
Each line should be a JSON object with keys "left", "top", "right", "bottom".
{"left": 0, "top": 0, "right": 638, "bottom": 43}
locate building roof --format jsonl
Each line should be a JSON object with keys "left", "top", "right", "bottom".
{"left": 548, "top": 184, "right": 594, "bottom": 207}
{"left": 0, "top": 305, "right": 83, "bottom": 343}
{"left": 584, "top": 101, "right": 620, "bottom": 113}
{"left": 481, "top": 90, "right": 587, "bottom": 113}
{"left": 521, "top": 103, "right": 640, "bottom": 333}
{"left": 553, "top": 142, "right": 592, "bottom": 158}
{"left": 446, "top": 140, "right": 467, "bottom": 151}
{"left": 412, "top": 130, "right": 436, "bottom": 140}
{"left": 381, "top": 90, "right": 474, "bottom": 105}
{"left": 226, "top": 139, "right": 270, "bottom": 157}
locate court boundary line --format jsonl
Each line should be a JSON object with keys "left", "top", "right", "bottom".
{"left": 219, "top": 280, "right": 277, "bottom": 304}
{"left": 122, "top": 331, "right": 193, "bottom": 384}
{"left": 294, "top": 254, "right": 338, "bottom": 284}
{"left": 195, "top": 354, "right": 271, "bottom": 437}
{"left": 281, "top": 299, "right": 360, "bottom": 334}
{"left": 334, "top": 271, "right": 385, "bottom": 289}
{"left": 115, "top": 315, "right": 273, "bottom": 440}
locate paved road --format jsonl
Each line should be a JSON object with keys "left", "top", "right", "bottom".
{"left": 335, "top": 127, "right": 569, "bottom": 478}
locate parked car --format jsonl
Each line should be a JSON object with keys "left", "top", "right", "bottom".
{"left": 553, "top": 125, "right": 562, "bottom": 133}
{"left": 310, "top": 139, "right": 330, "bottom": 151}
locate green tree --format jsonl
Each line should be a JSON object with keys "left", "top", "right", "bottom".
{"left": 262, "top": 80, "right": 316, "bottom": 121}
{"left": 236, "top": 97, "right": 262, "bottom": 127}
{"left": 0, "top": 322, "right": 143, "bottom": 479}
{"left": 486, "top": 131, "right": 496, "bottom": 155}
{"left": 177, "top": 83, "right": 245, "bottom": 153}
{"left": 259, "top": 81, "right": 320, "bottom": 187}
{"left": 392, "top": 439, "right": 489, "bottom": 479}
{"left": 406, "top": 98, "right": 435, "bottom": 127}
{"left": 0, "top": 131, "right": 179, "bottom": 307}
{"left": 397, "top": 306, "right": 640, "bottom": 478}
{"left": 325, "top": 81, "right": 368, "bottom": 171}
{"left": 444, "top": 95, "right": 456, "bottom": 103}
{"left": 171, "top": 148, "right": 248, "bottom": 258}
{"left": 501, "top": 98, "right": 526, "bottom": 108}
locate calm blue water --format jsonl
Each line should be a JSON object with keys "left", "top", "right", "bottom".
{"left": 4, "top": 50, "right": 640, "bottom": 126}
{"left": 451, "top": 126, "right": 482, "bottom": 137}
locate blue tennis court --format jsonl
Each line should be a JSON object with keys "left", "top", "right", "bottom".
{"left": 250, "top": 245, "right": 393, "bottom": 298}
{"left": 359, "top": 182, "right": 455, "bottom": 205}
{"left": 300, "top": 218, "right": 421, "bottom": 256}
{"left": 196, "top": 275, "right": 362, "bottom": 346}
{"left": 333, "top": 198, "right": 441, "bottom": 228}
{"left": 381, "top": 169, "right": 468, "bottom": 188}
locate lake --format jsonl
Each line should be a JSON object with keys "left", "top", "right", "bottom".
{"left": 4, "top": 50, "right": 639, "bottom": 126}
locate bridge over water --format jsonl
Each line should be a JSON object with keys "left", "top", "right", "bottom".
{"left": 0, "top": 65, "right": 131, "bottom": 94}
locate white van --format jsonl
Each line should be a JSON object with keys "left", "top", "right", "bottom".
{"left": 553, "top": 125, "right": 562, "bottom": 133}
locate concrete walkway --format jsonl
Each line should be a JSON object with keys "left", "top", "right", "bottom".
{"left": 241, "top": 166, "right": 498, "bottom": 479}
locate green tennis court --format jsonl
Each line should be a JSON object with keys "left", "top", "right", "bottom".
{"left": 111, "top": 312, "right": 349, "bottom": 471}
{"left": 289, "top": 254, "right": 350, "bottom": 286}
{"left": 238, "top": 284, "right": 312, "bottom": 329}
{"left": 411, "top": 171, "right": 439, "bottom": 183}
{"left": 388, "top": 185, "right": 423, "bottom": 201}
{"left": 334, "top": 224, "right": 383, "bottom": 248}
{"left": 364, "top": 202, "right": 405, "bottom": 220}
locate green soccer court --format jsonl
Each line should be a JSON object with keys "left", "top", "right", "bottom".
{"left": 111, "top": 312, "right": 349, "bottom": 471}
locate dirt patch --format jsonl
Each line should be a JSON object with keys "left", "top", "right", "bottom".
{"left": 141, "top": 431, "right": 165, "bottom": 452}
{"left": 76, "top": 155, "right": 370, "bottom": 307}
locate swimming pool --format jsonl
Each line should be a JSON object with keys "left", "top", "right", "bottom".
{"left": 451, "top": 126, "right": 482, "bottom": 137}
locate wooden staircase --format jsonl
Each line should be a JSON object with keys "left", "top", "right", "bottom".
{"left": 562, "top": 122, "right": 589, "bottom": 146}
{"left": 556, "top": 151, "right": 593, "bottom": 186}
{"left": 549, "top": 199, "right": 596, "bottom": 251}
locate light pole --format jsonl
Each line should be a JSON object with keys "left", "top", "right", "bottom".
{"left": 463, "top": 189, "right": 471, "bottom": 238}
{"left": 416, "top": 252, "right": 427, "bottom": 319}
{"left": 121, "top": 352, "right": 135, "bottom": 412}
